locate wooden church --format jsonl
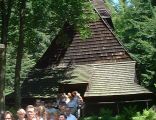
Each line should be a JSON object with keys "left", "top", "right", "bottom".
{"left": 20, "top": 0, "right": 153, "bottom": 114}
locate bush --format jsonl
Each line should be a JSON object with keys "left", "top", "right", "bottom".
{"left": 80, "top": 107, "right": 156, "bottom": 120}
{"left": 99, "top": 108, "right": 114, "bottom": 120}
{"left": 80, "top": 115, "right": 99, "bottom": 120}
{"left": 132, "top": 109, "right": 156, "bottom": 120}
{"left": 120, "top": 105, "right": 138, "bottom": 120}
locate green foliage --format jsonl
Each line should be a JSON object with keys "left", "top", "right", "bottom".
{"left": 99, "top": 108, "right": 114, "bottom": 120}
{"left": 82, "top": 116, "right": 99, "bottom": 120}
{"left": 106, "top": 0, "right": 156, "bottom": 90}
{"left": 49, "top": 0, "right": 98, "bottom": 38}
{"left": 3, "top": 0, "right": 98, "bottom": 95}
{"left": 5, "top": 44, "right": 35, "bottom": 95}
{"left": 21, "top": 51, "right": 35, "bottom": 80}
{"left": 120, "top": 106, "right": 138, "bottom": 120}
{"left": 132, "top": 109, "right": 156, "bottom": 120}
{"left": 24, "top": 0, "right": 97, "bottom": 54}
{"left": 81, "top": 107, "right": 156, "bottom": 120}
{"left": 5, "top": 106, "right": 17, "bottom": 117}
{"left": 5, "top": 44, "right": 16, "bottom": 95}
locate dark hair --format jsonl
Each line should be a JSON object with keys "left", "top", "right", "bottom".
{"left": 59, "top": 114, "right": 67, "bottom": 119}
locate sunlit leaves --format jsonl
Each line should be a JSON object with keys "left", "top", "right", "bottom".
{"left": 106, "top": 0, "right": 156, "bottom": 89}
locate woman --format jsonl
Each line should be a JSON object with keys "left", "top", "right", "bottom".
{"left": 17, "top": 108, "right": 26, "bottom": 120}
{"left": 3, "top": 111, "right": 14, "bottom": 120}
{"left": 36, "top": 105, "right": 47, "bottom": 120}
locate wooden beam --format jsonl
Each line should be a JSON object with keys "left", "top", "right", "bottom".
{"left": 88, "top": 99, "right": 153, "bottom": 104}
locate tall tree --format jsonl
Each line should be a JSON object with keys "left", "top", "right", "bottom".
{"left": 0, "top": 0, "right": 13, "bottom": 114}
{"left": 14, "top": 0, "right": 26, "bottom": 108}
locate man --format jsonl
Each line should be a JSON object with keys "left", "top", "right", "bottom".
{"left": 26, "top": 105, "right": 37, "bottom": 120}
{"left": 35, "top": 99, "right": 41, "bottom": 107}
{"left": 46, "top": 101, "right": 58, "bottom": 114}
{"left": 65, "top": 107, "right": 77, "bottom": 120}
{"left": 59, "top": 114, "right": 67, "bottom": 120}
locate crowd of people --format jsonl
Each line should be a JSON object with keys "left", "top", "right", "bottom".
{"left": 2, "top": 91, "right": 84, "bottom": 120}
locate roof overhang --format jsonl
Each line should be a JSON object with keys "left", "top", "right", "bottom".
{"left": 84, "top": 61, "right": 152, "bottom": 97}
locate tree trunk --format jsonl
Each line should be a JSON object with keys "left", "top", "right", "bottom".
{"left": 0, "top": 45, "right": 5, "bottom": 118}
{"left": 14, "top": 0, "right": 26, "bottom": 108}
{"left": 0, "top": 0, "right": 13, "bottom": 116}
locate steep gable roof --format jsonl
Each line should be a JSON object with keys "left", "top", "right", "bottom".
{"left": 35, "top": 19, "right": 132, "bottom": 69}
{"left": 34, "top": 0, "right": 132, "bottom": 69}
{"left": 21, "top": 0, "right": 152, "bottom": 99}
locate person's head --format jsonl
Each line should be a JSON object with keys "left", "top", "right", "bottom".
{"left": 71, "top": 91, "right": 77, "bottom": 97}
{"left": 35, "top": 99, "right": 41, "bottom": 107}
{"left": 46, "top": 112, "right": 51, "bottom": 120}
{"left": 47, "top": 101, "right": 52, "bottom": 108}
{"left": 4, "top": 111, "right": 14, "bottom": 120}
{"left": 59, "top": 105, "right": 66, "bottom": 114}
{"left": 26, "top": 105, "right": 36, "bottom": 120}
{"left": 52, "top": 101, "right": 57, "bottom": 108}
{"left": 37, "top": 105, "right": 46, "bottom": 117}
{"left": 41, "top": 101, "right": 45, "bottom": 106}
{"left": 17, "top": 108, "right": 26, "bottom": 120}
{"left": 53, "top": 112, "right": 59, "bottom": 120}
{"left": 59, "top": 114, "right": 66, "bottom": 120}
{"left": 65, "top": 107, "right": 71, "bottom": 116}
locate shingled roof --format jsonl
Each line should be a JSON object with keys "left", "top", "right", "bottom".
{"left": 21, "top": 65, "right": 91, "bottom": 98}
{"left": 84, "top": 61, "right": 151, "bottom": 97}
{"left": 21, "top": 0, "right": 152, "bottom": 99}
{"left": 35, "top": 0, "right": 131, "bottom": 69}
{"left": 35, "top": 20, "right": 131, "bottom": 68}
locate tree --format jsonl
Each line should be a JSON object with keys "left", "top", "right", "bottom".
{"left": 14, "top": 0, "right": 27, "bottom": 108}
{"left": 105, "top": 0, "right": 156, "bottom": 90}
{"left": 0, "top": 0, "right": 13, "bottom": 114}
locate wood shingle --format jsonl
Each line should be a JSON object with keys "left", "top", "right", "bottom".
{"left": 84, "top": 61, "right": 151, "bottom": 97}
{"left": 35, "top": 19, "right": 131, "bottom": 68}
